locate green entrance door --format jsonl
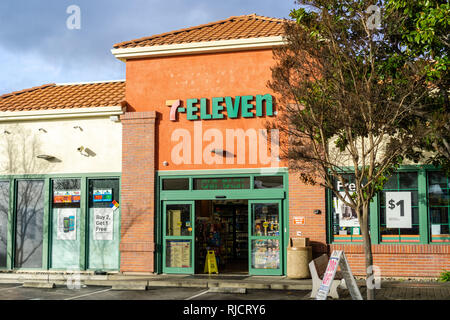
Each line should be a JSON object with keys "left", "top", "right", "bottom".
{"left": 162, "top": 201, "right": 195, "bottom": 274}
{"left": 248, "top": 200, "right": 283, "bottom": 275}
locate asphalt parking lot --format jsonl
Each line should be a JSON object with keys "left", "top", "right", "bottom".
{"left": 0, "top": 283, "right": 310, "bottom": 300}
{"left": 1, "top": 282, "right": 449, "bottom": 301}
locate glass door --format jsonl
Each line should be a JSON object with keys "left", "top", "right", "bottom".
{"left": 163, "top": 201, "right": 195, "bottom": 274}
{"left": 87, "top": 178, "right": 120, "bottom": 270}
{"left": 248, "top": 200, "right": 282, "bottom": 275}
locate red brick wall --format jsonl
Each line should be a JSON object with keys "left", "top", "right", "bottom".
{"left": 120, "top": 111, "right": 157, "bottom": 273}
{"left": 288, "top": 171, "right": 328, "bottom": 255}
{"left": 331, "top": 244, "right": 450, "bottom": 278}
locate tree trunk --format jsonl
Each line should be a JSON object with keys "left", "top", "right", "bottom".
{"left": 360, "top": 203, "right": 375, "bottom": 300}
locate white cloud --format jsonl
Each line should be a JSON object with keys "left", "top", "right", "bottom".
{"left": 0, "top": 45, "right": 124, "bottom": 95}
{"left": 0, "top": 0, "right": 292, "bottom": 94}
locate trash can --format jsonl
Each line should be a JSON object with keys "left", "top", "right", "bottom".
{"left": 287, "top": 237, "right": 312, "bottom": 279}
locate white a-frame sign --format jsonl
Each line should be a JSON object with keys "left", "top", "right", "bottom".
{"left": 316, "top": 250, "right": 363, "bottom": 300}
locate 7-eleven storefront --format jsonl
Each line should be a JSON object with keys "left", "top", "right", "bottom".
{"left": 114, "top": 16, "right": 315, "bottom": 276}
{"left": 114, "top": 15, "right": 449, "bottom": 277}
{"left": 117, "top": 55, "right": 300, "bottom": 275}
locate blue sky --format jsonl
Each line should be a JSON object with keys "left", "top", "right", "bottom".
{"left": 0, "top": 0, "right": 295, "bottom": 95}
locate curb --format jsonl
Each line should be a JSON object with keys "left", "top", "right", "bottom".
{"left": 111, "top": 282, "right": 148, "bottom": 291}
{"left": 85, "top": 279, "right": 312, "bottom": 291}
{"left": 23, "top": 282, "right": 55, "bottom": 289}
{"left": 208, "top": 287, "right": 247, "bottom": 294}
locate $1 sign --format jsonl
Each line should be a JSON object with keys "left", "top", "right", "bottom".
{"left": 388, "top": 199, "right": 404, "bottom": 217}
{"left": 385, "top": 192, "right": 411, "bottom": 228}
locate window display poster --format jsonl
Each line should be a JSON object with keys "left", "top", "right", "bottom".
{"left": 385, "top": 192, "right": 412, "bottom": 228}
{"left": 334, "top": 192, "right": 359, "bottom": 227}
{"left": 168, "top": 241, "right": 190, "bottom": 268}
{"left": 93, "top": 189, "right": 113, "bottom": 202}
{"left": 431, "top": 224, "right": 441, "bottom": 235}
{"left": 56, "top": 208, "right": 77, "bottom": 240}
{"left": 54, "top": 190, "right": 81, "bottom": 203}
{"left": 252, "top": 240, "right": 279, "bottom": 269}
{"left": 93, "top": 207, "right": 114, "bottom": 240}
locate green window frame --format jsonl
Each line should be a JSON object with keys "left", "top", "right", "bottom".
{"left": 0, "top": 181, "right": 10, "bottom": 269}
{"left": 427, "top": 170, "right": 450, "bottom": 243}
{"left": 0, "top": 173, "right": 121, "bottom": 271}
{"left": 327, "top": 166, "right": 448, "bottom": 245}
{"left": 14, "top": 179, "right": 46, "bottom": 269}
{"left": 328, "top": 174, "right": 364, "bottom": 243}
{"left": 248, "top": 200, "right": 283, "bottom": 275}
{"left": 49, "top": 178, "right": 82, "bottom": 270}
{"left": 156, "top": 168, "right": 289, "bottom": 275}
{"left": 378, "top": 171, "right": 420, "bottom": 243}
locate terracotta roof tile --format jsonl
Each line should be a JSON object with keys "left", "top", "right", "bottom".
{"left": 113, "top": 14, "right": 288, "bottom": 49}
{"left": 0, "top": 81, "right": 125, "bottom": 112}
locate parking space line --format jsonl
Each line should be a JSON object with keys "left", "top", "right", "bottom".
{"left": 0, "top": 285, "right": 23, "bottom": 291}
{"left": 64, "top": 288, "right": 112, "bottom": 300}
{"left": 184, "top": 289, "right": 210, "bottom": 300}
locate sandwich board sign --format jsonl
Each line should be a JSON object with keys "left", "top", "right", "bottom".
{"left": 315, "top": 250, "right": 363, "bottom": 300}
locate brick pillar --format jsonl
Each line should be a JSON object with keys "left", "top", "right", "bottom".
{"left": 288, "top": 171, "right": 327, "bottom": 256}
{"left": 120, "top": 111, "right": 156, "bottom": 273}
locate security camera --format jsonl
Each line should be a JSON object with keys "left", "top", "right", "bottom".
{"left": 77, "top": 146, "right": 84, "bottom": 152}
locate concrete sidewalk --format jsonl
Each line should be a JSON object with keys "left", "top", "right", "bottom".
{"left": 0, "top": 272, "right": 312, "bottom": 291}
{"left": 332, "top": 280, "right": 450, "bottom": 300}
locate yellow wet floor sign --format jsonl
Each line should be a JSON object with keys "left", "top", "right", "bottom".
{"left": 204, "top": 250, "right": 218, "bottom": 274}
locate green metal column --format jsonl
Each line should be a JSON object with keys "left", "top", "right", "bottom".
{"left": 418, "top": 168, "right": 428, "bottom": 244}
{"left": 42, "top": 178, "right": 50, "bottom": 270}
{"left": 6, "top": 179, "right": 14, "bottom": 270}
{"left": 370, "top": 194, "right": 379, "bottom": 244}
{"left": 79, "top": 177, "right": 87, "bottom": 270}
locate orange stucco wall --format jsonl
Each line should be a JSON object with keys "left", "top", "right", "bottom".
{"left": 125, "top": 49, "right": 286, "bottom": 171}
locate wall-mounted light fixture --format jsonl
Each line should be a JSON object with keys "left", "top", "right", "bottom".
{"left": 162, "top": 161, "right": 169, "bottom": 166}
{"left": 211, "top": 149, "right": 234, "bottom": 158}
{"left": 37, "top": 154, "right": 56, "bottom": 161}
{"left": 77, "top": 146, "right": 96, "bottom": 157}
{"left": 313, "top": 209, "right": 322, "bottom": 215}
{"left": 211, "top": 148, "right": 224, "bottom": 154}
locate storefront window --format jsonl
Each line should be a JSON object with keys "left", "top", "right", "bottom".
{"left": 193, "top": 177, "right": 250, "bottom": 190}
{"left": 251, "top": 239, "right": 279, "bottom": 269}
{"left": 0, "top": 181, "right": 9, "bottom": 268}
{"left": 162, "top": 178, "right": 189, "bottom": 190}
{"left": 380, "top": 172, "right": 420, "bottom": 243}
{"left": 14, "top": 180, "right": 44, "bottom": 268}
{"left": 166, "top": 204, "right": 192, "bottom": 236}
{"left": 50, "top": 179, "right": 81, "bottom": 269}
{"left": 254, "top": 176, "right": 283, "bottom": 189}
{"left": 331, "top": 174, "right": 363, "bottom": 242}
{"left": 88, "top": 179, "right": 120, "bottom": 270}
{"left": 252, "top": 203, "right": 279, "bottom": 237}
{"left": 428, "top": 171, "right": 450, "bottom": 242}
